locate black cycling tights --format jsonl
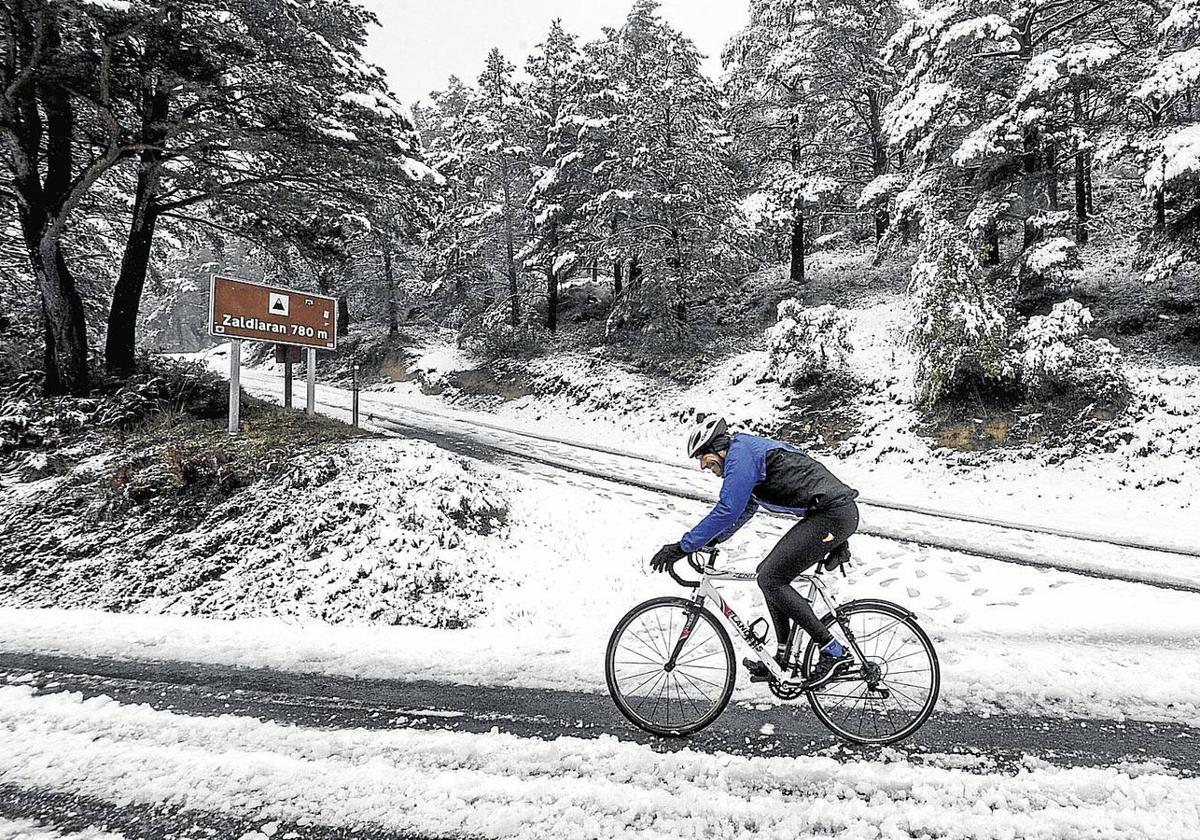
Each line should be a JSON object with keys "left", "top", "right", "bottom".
{"left": 756, "top": 501, "right": 860, "bottom": 650}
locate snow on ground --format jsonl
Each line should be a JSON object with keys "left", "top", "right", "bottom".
{"left": 3, "top": 440, "right": 1200, "bottom": 726}
{"left": 1, "top": 684, "right": 1197, "bottom": 840}
{"left": 0, "top": 819, "right": 123, "bottom": 840}
{"left": 1, "top": 439, "right": 509, "bottom": 629}
{"left": 346, "top": 299, "right": 1200, "bottom": 551}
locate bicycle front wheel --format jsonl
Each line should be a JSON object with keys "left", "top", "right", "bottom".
{"left": 802, "top": 599, "right": 940, "bottom": 745}
{"left": 605, "top": 596, "right": 735, "bottom": 736}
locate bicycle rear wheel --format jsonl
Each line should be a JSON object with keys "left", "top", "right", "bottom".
{"left": 802, "top": 599, "right": 940, "bottom": 745}
{"left": 605, "top": 596, "right": 735, "bottom": 736}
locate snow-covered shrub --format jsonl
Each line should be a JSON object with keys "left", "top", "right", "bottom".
{"left": 909, "top": 220, "right": 1014, "bottom": 406}
{"left": 1012, "top": 299, "right": 1126, "bottom": 400}
{"left": 763, "top": 300, "right": 853, "bottom": 386}
{"left": 1021, "top": 236, "right": 1082, "bottom": 286}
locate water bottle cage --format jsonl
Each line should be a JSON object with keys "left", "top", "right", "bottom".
{"left": 748, "top": 617, "right": 770, "bottom": 646}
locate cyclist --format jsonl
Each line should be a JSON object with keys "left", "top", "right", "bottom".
{"left": 650, "top": 416, "right": 860, "bottom": 689}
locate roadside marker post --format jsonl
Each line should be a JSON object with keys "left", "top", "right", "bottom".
{"left": 228, "top": 339, "right": 241, "bottom": 434}
{"left": 306, "top": 347, "right": 316, "bottom": 416}
{"left": 352, "top": 364, "right": 360, "bottom": 428}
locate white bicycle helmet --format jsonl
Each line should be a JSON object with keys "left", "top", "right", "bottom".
{"left": 686, "top": 415, "right": 728, "bottom": 459}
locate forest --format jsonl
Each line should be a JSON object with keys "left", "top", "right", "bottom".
{"left": 1, "top": 0, "right": 1198, "bottom": 418}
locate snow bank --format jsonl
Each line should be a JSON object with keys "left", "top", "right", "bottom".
{"left": 2, "top": 439, "right": 511, "bottom": 629}
{"left": 1, "top": 685, "right": 1196, "bottom": 839}
{"left": 0, "top": 819, "right": 123, "bottom": 840}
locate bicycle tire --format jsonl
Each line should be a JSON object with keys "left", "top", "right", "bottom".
{"left": 802, "top": 599, "right": 940, "bottom": 745}
{"left": 605, "top": 596, "right": 736, "bottom": 736}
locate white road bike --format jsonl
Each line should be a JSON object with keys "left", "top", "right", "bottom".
{"left": 605, "top": 547, "right": 940, "bottom": 745}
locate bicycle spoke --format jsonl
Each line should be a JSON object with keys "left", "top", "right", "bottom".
{"left": 615, "top": 645, "right": 661, "bottom": 667}
{"left": 626, "top": 667, "right": 667, "bottom": 701}
{"left": 614, "top": 665, "right": 665, "bottom": 681}
{"left": 632, "top": 670, "right": 667, "bottom": 710}
{"left": 675, "top": 667, "right": 717, "bottom": 707}
{"left": 626, "top": 626, "right": 664, "bottom": 662}
{"left": 675, "top": 647, "right": 723, "bottom": 667}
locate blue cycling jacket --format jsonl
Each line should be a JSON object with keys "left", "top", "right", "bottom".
{"left": 679, "top": 433, "right": 857, "bottom": 553}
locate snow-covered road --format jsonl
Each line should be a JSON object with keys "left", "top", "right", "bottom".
{"left": 2, "top": 672, "right": 1198, "bottom": 840}
{"left": 231, "top": 364, "right": 1200, "bottom": 592}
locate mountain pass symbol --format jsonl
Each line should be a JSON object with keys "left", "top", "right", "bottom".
{"left": 268, "top": 293, "right": 289, "bottom": 317}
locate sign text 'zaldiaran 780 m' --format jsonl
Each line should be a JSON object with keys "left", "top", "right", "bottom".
{"left": 208, "top": 275, "right": 337, "bottom": 350}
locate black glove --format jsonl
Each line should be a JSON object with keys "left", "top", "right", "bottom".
{"left": 650, "top": 542, "right": 687, "bottom": 573}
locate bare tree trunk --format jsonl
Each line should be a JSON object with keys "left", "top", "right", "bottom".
{"left": 789, "top": 214, "right": 805, "bottom": 289}
{"left": 104, "top": 58, "right": 172, "bottom": 378}
{"left": 1045, "top": 141, "right": 1058, "bottom": 211}
{"left": 982, "top": 223, "right": 1000, "bottom": 266}
{"left": 105, "top": 172, "right": 161, "bottom": 376}
{"left": 381, "top": 236, "right": 399, "bottom": 336}
{"left": 612, "top": 258, "right": 623, "bottom": 299}
{"left": 867, "top": 90, "right": 889, "bottom": 240}
{"left": 1022, "top": 126, "right": 1042, "bottom": 250}
{"left": 33, "top": 239, "right": 90, "bottom": 395}
{"left": 545, "top": 222, "right": 560, "bottom": 332}
{"left": 1072, "top": 88, "right": 1089, "bottom": 244}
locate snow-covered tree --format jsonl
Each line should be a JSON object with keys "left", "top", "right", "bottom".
{"left": 547, "top": 1, "right": 741, "bottom": 336}
{"left": 763, "top": 299, "right": 853, "bottom": 386}
{"left": 0, "top": 0, "right": 435, "bottom": 391}
{"left": 882, "top": 1, "right": 1141, "bottom": 291}
{"left": 1128, "top": 0, "right": 1200, "bottom": 280}
{"left": 725, "top": 0, "right": 902, "bottom": 287}
{"left": 909, "top": 219, "right": 1013, "bottom": 406}
{"left": 1012, "top": 298, "right": 1124, "bottom": 399}
{"left": 522, "top": 20, "right": 583, "bottom": 333}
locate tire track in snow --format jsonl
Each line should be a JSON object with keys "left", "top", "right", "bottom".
{"left": 3, "top": 655, "right": 1197, "bottom": 774}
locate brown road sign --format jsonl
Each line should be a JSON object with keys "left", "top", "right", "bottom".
{"left": 209, "top": 275, "right": 337, "bottom": 350}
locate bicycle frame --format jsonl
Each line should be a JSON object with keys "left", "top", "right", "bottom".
{"left": 664, "top": 552, "right": 846, "bottom": 683}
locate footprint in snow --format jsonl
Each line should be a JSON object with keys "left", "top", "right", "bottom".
{"left": 929, "top": 596, "right": 951, "bottom": 610}
{"left": 906, "top": 587, "right": 920, "bottom": 598}
{"left": 1049, "top": 580, "right": 1070, "bottom": 588}
{"left": 888, "top": 561, "right": 902, "bottom": 569}
{"left": 953, "top": 612, "right": 970, "bottom": 624}
{"left": 971, "top": 588, "right": 988, "bottom": 596}
{"left": 915, "top": 570, "right": 927, "bottom": 579}
{"left": 986, "top": 601, "right": 1019, "bottom": 607}
{"left": 948, "top": 572, "right": 970, "bottom": 582}
{"left": 880, "top": 577, "right": 898, "bottom": 587}
{"left": 1019, "top": 587, "right": 1034, "bottom": 595}
{"left": 862, "top": 567, "right": 882, "bottom": 577}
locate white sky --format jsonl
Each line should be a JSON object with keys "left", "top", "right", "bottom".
{"left": 356, "top": 0, "right": 748, "bottom": 105}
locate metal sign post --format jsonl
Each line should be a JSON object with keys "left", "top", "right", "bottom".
{"left": 207, "top": 276, "right": 339, "bottom": 430}
{"left": 306, "top": 347, "right": 316, "bottom": 415}
{"left": 228, "top": 339, "right": 241, "bottom": 434}
{"left": 275, "top": 343, "right": 301, "bottom": 408}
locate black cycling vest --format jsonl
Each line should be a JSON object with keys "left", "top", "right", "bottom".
{"left": 753, "top": 447, "right": 859, "bottom": 512}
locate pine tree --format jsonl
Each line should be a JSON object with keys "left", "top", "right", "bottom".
{"left": 550, "top": 1, "right": 740, "bottom": 336}
{"left": 725, "top": 0, "right": 902, "bottom": 288}
{"left": 1130, "top": 0, "right": 1200, "bottom": 280}
{"left": 882, "top": 1, "right": 1143, "bottom": 294}
{"left": 523, "top": 20, "right": 582, "bottom": 333}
